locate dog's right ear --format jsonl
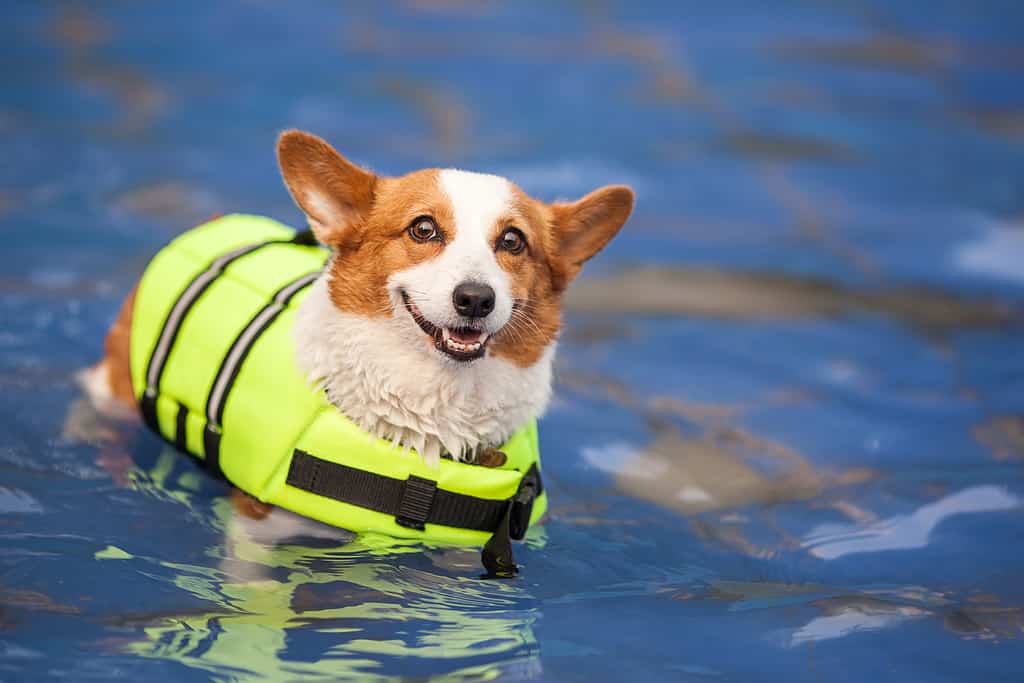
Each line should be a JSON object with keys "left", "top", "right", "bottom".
{"left": 277, "top": 130, "right": 377, "bottom": 247}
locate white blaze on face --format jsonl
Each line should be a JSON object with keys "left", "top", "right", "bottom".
{"left": 388, "top": 169, "right": 514, "bottom": 334}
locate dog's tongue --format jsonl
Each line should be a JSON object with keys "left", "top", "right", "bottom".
{"left": 448, "top": 328, "right": 483, "bottom": 344}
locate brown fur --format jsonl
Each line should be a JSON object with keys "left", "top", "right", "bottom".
{"left": 549, "top": 185, "right": 636, "bottom": 289}
{"left": 327, "top": 170, "right": 458, "bottom": 319}
{"left": 102, "top": 285, "right": 138, "bottom": 409}
{"left": 487, "top": 188, "right": 564, "bottom": 366}
{"left": 276, "top": 131, "right": 377, "bottom": 246}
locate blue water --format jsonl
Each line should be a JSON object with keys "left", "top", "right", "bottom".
{"left": 3, "top": 2, "right": 1024, "bottom": 681}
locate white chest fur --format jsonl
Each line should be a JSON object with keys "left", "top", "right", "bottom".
{"left": 292, "top": 277, "right": 554, "bottom": 465}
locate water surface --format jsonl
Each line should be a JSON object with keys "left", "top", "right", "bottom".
{"left": 2, "top": 2, "right": 1023, "bottom": 681}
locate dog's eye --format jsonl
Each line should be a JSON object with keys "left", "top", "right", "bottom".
{"left": 408, "top": 217, "right": 440, "bottom": 243}
{"left": 497, "top": 227, "right": 526, "bottom": 255}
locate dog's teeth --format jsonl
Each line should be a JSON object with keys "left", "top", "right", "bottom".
{"left": 439, "top": 327, "right": 488, "bottom": 356}
{"left": 444, "top": 339, "right": 482, "bottom": 352}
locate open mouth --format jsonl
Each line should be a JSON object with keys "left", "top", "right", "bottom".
{"left": 401, "top": 291, "right": 490, "bottom": 362}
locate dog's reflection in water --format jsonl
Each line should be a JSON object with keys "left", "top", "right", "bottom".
{"left": 90, "top": 443, "right": 543, "bottom": 682}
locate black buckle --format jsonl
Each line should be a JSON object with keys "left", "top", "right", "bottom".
{"left": 396, "top": 476, "right": 437, "bottom": 530}
{"left": 509, "top": 465, "right": 540, "bottom": 540}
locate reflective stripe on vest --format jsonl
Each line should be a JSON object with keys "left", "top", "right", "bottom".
{"left": 202, "top": 269, "right": 320, "bottom": 475}
{"left": 139, "top": 239, "right": 281, "bottom": 437}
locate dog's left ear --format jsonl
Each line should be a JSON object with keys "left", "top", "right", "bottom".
{"left": 550, "top": 185, "right": 634, "bottom": 290}
{"left": 277, "top": 130, "right": 377, "bottom": 247}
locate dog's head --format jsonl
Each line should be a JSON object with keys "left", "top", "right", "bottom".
{"left": 277, "top": 129, "right": 633, "bottom": 370}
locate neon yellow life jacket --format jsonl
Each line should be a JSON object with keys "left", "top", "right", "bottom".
{"left": 130, "top": 214, "right": 546, "bottom": 575}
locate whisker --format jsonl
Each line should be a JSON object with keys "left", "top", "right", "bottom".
{"left": 509, "top": 307, "right": 545, "bottom": 339}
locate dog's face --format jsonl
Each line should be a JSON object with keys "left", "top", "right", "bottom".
{"left": 277, "top": 130, "right": 633, "bottom": 370}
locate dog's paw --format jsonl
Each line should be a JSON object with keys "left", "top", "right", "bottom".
{"left": 231, "top": 488, "right": 274, "bottom": 520}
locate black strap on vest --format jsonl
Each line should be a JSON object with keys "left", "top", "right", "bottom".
{"left": 286, "top": 449, "right": 543, "bottom": 576}
{"left": 174, "top": 403, "right": 189, "bottom": 452}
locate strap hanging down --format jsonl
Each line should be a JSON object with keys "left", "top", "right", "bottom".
{"left": 482, "top": 463, "right": 542, "bottom": 578}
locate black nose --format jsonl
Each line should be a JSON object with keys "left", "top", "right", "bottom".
{"left": 452, "top": 281, "right": 496, "bottom": 318}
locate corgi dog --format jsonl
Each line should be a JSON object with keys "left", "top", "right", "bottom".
{"left": 85, "top": 129, "right": 634, "bottom": 482}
